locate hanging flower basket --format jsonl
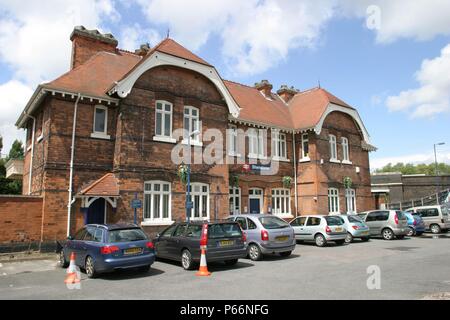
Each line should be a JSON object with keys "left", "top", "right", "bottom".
{"left": 178, "top": 164, "right": 188, "bottom": 185}
{"left": 229, "top": 174, "right": 239, "bottom": 188}
{"left": 282, "top": 176, "right": 292, "bottom": 188}
{"left": 343, "top": 176, "right": 352, "bottom": 189}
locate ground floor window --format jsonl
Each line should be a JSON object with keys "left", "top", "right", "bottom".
{"left": 190, "top": 183, "right": 209, "bottom": 220}
{"left": 229, "top": 187, "right": 241, "bottom": 215}
{"left": 328, "top": 188, "right": 340, "bottom": 214}
{"left": 345, "top": 188, "right": 356, "bottom": 214}
{"left": 271, "top": 188, "right": 291, "bottom": 216}
{"left": 144, "top": 181, "right": 171, "bottom": 222}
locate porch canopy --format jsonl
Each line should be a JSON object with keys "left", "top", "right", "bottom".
{"left": 77, "top": 173, "right": 120, "bottom": 209}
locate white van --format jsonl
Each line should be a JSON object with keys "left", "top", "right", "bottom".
{"left": 405, "top": 205, "right": 450, "bottom": 234}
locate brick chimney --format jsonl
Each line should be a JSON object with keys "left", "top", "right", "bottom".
{"left": 277, "top": 85, "right": 299, "bottom": 103}
{"left": 70, "top": 26, "right": 118, "bottom": 69}
{"left": 135, "top": 43, "right": 151, "bottom": 57}
{"left": 255, "top": 80, "right": 273, "bottom": 98}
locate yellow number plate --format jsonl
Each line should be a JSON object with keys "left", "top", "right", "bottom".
{"left": 335, "top": 228, "right": 343, "bottom": 232}
{"left": 219, "top": 240, "right": 234, "bottom": 247}
{"left": 276, "top": 236, "right": 289, "bottom": 242}
{"left": 124, "top": 248, "right": 142, "bottom": 255}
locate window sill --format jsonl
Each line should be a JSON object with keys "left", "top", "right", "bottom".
{"left": 273, "top": 214, "right": 294, "bottom": 219}
{"left": 141, "top": 220, "right": 174, "bottom": 227}
{"left": 329, "top": 159, "right": 341, "bottom": 164}
{"left": 27, "top": 145, "right": 32, "bottom": 152}
{"left": 181, "top": 139, "right": 203, "bottom": 147}
{"left": 272, "top": 157, "right": 290, "bottom": 162}
{"left": 90, "top": 132, "right": 111, "bottom": 140}
{"left": 342, "top": 160, "right": 353, "bottom": 165}
{"left": 37, "top": 134, "right": 43, "bottom": 143}
{"left": 248, "top": 154, "right": 267, "bottom": 160}
{"left": 299, "top": 157, "right": 310, "bottom": 163}
{"left": 153, "top": 136, "right": 177, "bottom": 144}
{"left": 228, "top": 153, "right": 242, "bottom": 158}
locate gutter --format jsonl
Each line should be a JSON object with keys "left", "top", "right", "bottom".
{"left": 67, "top": 93, "right": 81, "bottom": 237}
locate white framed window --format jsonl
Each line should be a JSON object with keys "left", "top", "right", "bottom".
{"left": 272, "top": 130, "right": 287, "bottom": 160}
{"left": 183, "top": 106, "right": 200, "bottom": 144}
{"left": 229, "top": 187, "right": 241, "bottom": 215}
{"left": 228, "top": 125, "right": 239, "bottom": 156}
{"left": 345, "top": 188, "right": 356, "bottom": 214}
{"left": 300, "top": 133, "right": 310, "bottom": 161}
{"left": 342, "top": 137, "right": 350, "bottom": 163}
{"left": 271, "top": 188, "right": 291, "bottom": 216}
{"left": 248, "top": 128, "right": 266, "bottom": 158}
{"left": 143, "top": 181, "right": 172, "bottom": 223}
{"left": 154, "top": 101, "right": 173, "bottom": 141}
{"left": 91, "top": 105, "right": 110, "bottom": 139}
{"left": 328, "top": 188, "right": 340, "bottom": 214}
{"left": 329, "top": 134, "right": 337, "bottom": 161}
{"left": 190, "top": 183, "right": 209, "bottom": 220}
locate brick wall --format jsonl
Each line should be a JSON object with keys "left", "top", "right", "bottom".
{"left": 0, "top": 196, "right": 43, "bottom": 243}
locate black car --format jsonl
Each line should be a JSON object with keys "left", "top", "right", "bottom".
{"left": 153, "top": 221, "right": 247, "bottom": 270}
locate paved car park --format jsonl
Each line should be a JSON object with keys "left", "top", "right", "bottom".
{"left": 1, "top": 233, "right": 450, "bottom": 300}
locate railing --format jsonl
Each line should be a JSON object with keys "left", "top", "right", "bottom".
{"left": 387, "top": 189, "right": 450, "bottom": 210}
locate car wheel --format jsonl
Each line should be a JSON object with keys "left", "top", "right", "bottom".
{"left": 345, "top": 232, "right": 353, "bottom": 244}
{"left": 139, "top": 265, "right": 151, "bottom": 273}
{"left": 279, "top": 251, "right": 292, "bottom": 257}
{"left": 361, "top": 237, "right": 370, "bottom": 242}
{"left": 382, "top": 228, "right": 394, "bottom": 240}
{"left": 85, "top": 256, "right": 97, "bottom": 279}
{"left": 248, "top": 243, "right": 262, "bottom": 261}
{"left": 181, "top": 249, "right": 195, "bottom": 270}
{"left": 430, "top": 224, "right": 441, "bottom": 234}
{"left": 406, "top": 227, "right": 415, "bottom": 237}
{"left": 59, "top": 250, "right": 69, "bottom": 268}
{"left": 224, "top": 259, "right": 238, "bottom": 266}
{"left": 315, "top": 234, "right": 327, "bottom": 247}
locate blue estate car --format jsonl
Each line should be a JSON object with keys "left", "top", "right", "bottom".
{"left": 404, "top": 212, "right": 426, "bottom": 236}
{"left": 59, "top": 224, "right": 155, "bottom": 278}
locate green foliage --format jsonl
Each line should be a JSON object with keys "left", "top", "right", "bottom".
{"left": 282, "top": 176, "right": 292, "bottom": 188}
{"left": 375, "top": 162, "right": 450, "bottom": 175}
{"left": 8, "top": 140, "right": 24, "bottom": 160}
{"left": 0, "top": 139, "right": 24, "bottom": 195}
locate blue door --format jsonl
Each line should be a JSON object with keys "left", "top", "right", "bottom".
{"left": 86, "top": 199, "right": 105, "bottom": 225}
{"left": 249, "top": 199, "right": 260, "bottom": 214}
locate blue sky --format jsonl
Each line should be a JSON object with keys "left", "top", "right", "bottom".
{"left": 1, "top": 0, "right": 449, "bottom": 169}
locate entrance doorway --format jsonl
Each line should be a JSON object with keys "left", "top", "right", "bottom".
{"left": 86, "top": 198, "right": 106, "bottom": 225}
{"left": 249, "top": 188, "right": 263, "bottom": 214}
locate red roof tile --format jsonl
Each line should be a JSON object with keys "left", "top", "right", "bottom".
{"left": 156, "top": 38, "right": 211, "bottom": 66}
{"left": 79, "top": 173, "right": 120, "bottom": 197}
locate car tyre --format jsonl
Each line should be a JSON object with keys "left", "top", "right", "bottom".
{"left": 315, "top": 234, "right": 327, "bottom": 247}
{"left": 279, "top": 251, "right": 292, "bottom": 257}
{"left": 430, "top": 224, "right": 441, "bottom": 234}
{"left": 248, "top": 243, "right": 263, "bottom": 261}
{"left": 224, "top": 259, "right": 239, "bottom": 266}
{"left": 406, "top": 227, "right": 415, "bottom": 237}
{"left": 382, "top": 228, "right": 394, "bottom": 240}
{"left": 85, "top": 256, "right": 97, "bottom": 279}
{"left": 181, "top": 249, "right": 195, "bottom": 270}
{"left": 345, "top": 232, "right": 353, "bottom": 244}
{"left": 59, "top": 250, "right": 69, "bottom": 268}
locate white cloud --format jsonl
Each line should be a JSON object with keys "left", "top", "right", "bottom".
{"left": 119, "top": 23, "right": 162, "bottom": 52}
{"left": 340, "top": 0, "right": 450, "bottom": 44}
{"left": 370, "top": 151, "right": 450, "bottom": 170}
{"left": 134, "top": 0, "right": 336, "bottom": 75}
{"left": 386, "top": 43, "right": 450, "bottom": 118}
{"left": 0, "top": 80, "right": 32, "bottom": 156}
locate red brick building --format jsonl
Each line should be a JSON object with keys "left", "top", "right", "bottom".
{"left": 10, "top": 26, "right": 376, "bottom": 248}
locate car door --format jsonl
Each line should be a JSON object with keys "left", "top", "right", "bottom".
{"left": 246, "top": 217, "right": 259, "bottom": 243}
{"left": 167, "top": 224, "right": 187, "bottom": 259}
{"left": 290, "top": 217, "right": 307, "bottom": 240}
{"left": 68, "top": 228, "right": 87, "bottom": 266}
{"left": 79, "top": 227, "right": 97, "bottom": 264}
{"left": 304, "top": 217, "right": 321, "bottom": 240}
{"left": 154, "top": 224, "right": 178, "bottom": 259}
{"left": 234, "top": 216, "right": 249, "bottom": 240}
{"left": 365, "top": 212, "right": 379, "bottom": 236}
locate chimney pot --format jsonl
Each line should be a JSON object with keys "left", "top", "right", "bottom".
{"left": 255, "top": 80, "right": 273, "bottom": 98}
{"left": 277, "top": 85, "right": 298, "bottom": 103}
{"left": 135, "top": 43, "right": 151, "bottom": 56}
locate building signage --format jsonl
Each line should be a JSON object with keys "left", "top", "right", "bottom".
{"left": 242, "top": 163, "right": 272, "bottom": 173}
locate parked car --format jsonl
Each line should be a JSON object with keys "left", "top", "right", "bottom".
{"left": 404, "top": 212, "right": 426, "bottom": 236}
{"left": 290, "top": 215, "right": 347, "bottom": 247}
{"left": 405, "top": 205, "right": 450, "bottom": 234}
{"left": 339, "top": 215, "right": 370, "bottom": 243}
{"left": 59, "top": 224, "right": 155, "bottom": 278}
{"left": 361, "top": 210, "right": 409, "bottom": 240}
{"left": 153, "top": 221, "right": 247, "bottom": 270}
{"left": 227, "top": 214, "right": 296, "bottom": 261}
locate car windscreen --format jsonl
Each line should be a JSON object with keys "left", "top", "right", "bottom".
{"left": 208, "top": 223, "right": 242, "bottom": 239}
{"left": 348, "top": 215, "right": 363, "bottom": 223}
{"left": 258, "top": 216, "right": 290, "bottom": 229}
{"left": 107, "top": 228, "right": 148, "bottom": 243}
{"left": 325, "top": 216, "right": 344, "bottom": 226}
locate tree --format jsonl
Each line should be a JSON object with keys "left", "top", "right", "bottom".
{"left": 0, "top": 139, "right": 24, "bottom": 195}
{"left": 375, "top": 162, "right": 450, "bottom": 175}
{"left": 7, "top": 140, "right": 24, "bottom": 160}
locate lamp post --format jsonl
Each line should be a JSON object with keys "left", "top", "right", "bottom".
{"left": 434, "top": 142, "right": 445, "bottom": 201}
{"left": 186, "top": 129, "right": 200, "bottom": 224}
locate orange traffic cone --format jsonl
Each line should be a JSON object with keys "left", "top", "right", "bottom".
{"left": 64, "top": 252, "right": 81, "bottom": 284}
{"left": 196, "top": 248, "right": 211, "bottom": 276}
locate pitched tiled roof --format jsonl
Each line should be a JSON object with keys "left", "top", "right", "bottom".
{"left": 224, "top": 80, "right": 294, "bottom": 129}
{"left": 78, "top": 173, "right": 120, "bottom": 197}
{"left": 156, "top": 38, "right": 211, "bottom": 66}
{"left": 288, "top": 87, "right": 354, "bottom": 131}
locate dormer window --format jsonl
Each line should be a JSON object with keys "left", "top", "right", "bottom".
{"left": 91, "top": 105, "right": 110, "bottom": 140}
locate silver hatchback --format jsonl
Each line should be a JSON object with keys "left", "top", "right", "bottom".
{"left": 290, "top": 215, "right": 347, "bottom": 247}
{"left": 362, "top": 210, "right": 409, "bottom": 240}
{"left": 228, "top": 214, "right": 296, "bottom": 261}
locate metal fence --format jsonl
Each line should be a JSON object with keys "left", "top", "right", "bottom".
{"left": 387, "top": 189, "right": 450, "bottom": 211}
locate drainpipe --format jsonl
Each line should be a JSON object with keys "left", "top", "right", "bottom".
{"left": 67, "top": 94, "right": 81, "bottom": 237}
{"left": 24, "top": 114, "right": 36, "bottom": 195}
{"left": 292, "top": 131, "right": 298, "bottom": 217}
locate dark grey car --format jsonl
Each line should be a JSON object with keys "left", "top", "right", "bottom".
{"left": 153, "top": 222, "right": 247, "bottom": 270}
